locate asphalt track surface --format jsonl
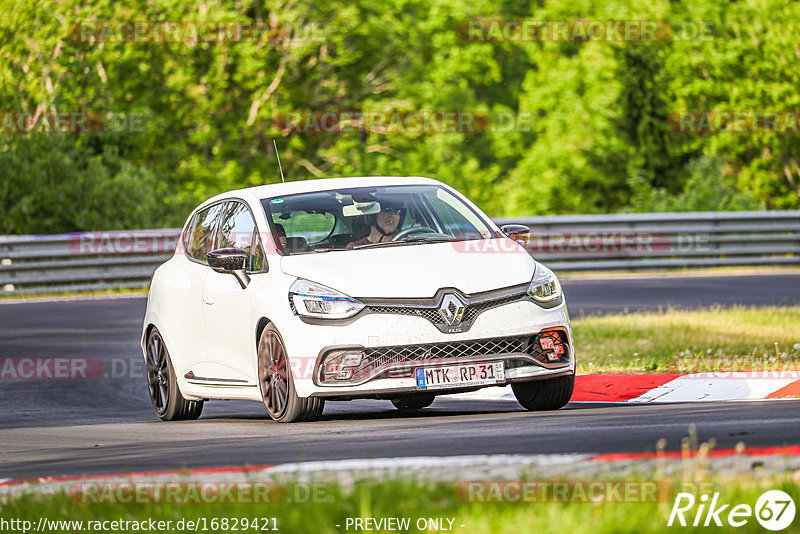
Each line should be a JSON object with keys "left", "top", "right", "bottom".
{"left": 1, "top": 274, "right": 799, "bottom": 479}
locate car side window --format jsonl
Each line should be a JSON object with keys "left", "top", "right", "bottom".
{"left": 425, "top": 194, "right": 487, "bottom": 240}
{"left": 217, "top": 201, "right": 265, "bottom": 272}
{"left": 181, "top": 214, "right": 195, "bottom": 252}
{"left": 250, "top": 232, "right": 265, "bottom": 272}
{"left": 270, "top": 211, "right": 336, "bottom": 246}
{"left": 188, "top": 204, "right": 224, "bottom": 264}
{"left": 218, "top": 202, "right": 255, "bottom": 249}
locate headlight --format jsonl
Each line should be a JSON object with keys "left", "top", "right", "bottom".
{"left": 527, "top": 263, "right": 562, "bottom": 302}
{"left": 289, "top": 279, "right": 365, "bottom": 319}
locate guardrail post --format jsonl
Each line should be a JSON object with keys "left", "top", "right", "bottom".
{"left": 1, "top": 258, "right": 13, "bottom": 292}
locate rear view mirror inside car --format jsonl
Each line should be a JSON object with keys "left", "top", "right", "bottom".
{"left": 343, "top": 201, "right": 380, "bottom": 216}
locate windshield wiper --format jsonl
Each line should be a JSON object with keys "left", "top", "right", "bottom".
{"left": 352, "top": 236, "right": 452, "bottom": 249}
{"left": 397, "top": 236, "right": 452, "bottom": 244}
{"left": 289, "top": 247, "right": 349, "bottom": 254}
{"left": 352, "top": 240, "right": 412, "bottom": 249}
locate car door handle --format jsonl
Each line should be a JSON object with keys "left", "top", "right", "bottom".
{"left": 202, "top": 296, "right": 215, "bottom": 305}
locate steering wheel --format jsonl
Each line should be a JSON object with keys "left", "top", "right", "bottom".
{"left": 391, "top": 225, "right": 439, "bottom": 241}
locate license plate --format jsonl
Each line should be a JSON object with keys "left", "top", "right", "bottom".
{"left": 415, "top": 362, "right": 504, "bottom": 389}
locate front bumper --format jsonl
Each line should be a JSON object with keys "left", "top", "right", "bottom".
{"left": 278, "top": 297, "right": 574, "bottom": 399}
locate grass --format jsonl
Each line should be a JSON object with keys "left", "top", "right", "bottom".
{"left": 2, "top": 476, "right": 798, "bottom": 533}
{"left": 574, "top": 305, "right": 800, "bottom": 373}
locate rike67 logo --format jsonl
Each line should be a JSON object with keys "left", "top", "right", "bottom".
{"left": 668, "top": 490, "right": 796, "bottom": 531}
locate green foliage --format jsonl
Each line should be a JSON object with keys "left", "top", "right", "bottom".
{"left": 1, "top": 0, "right": 798, "bottom": 233}
{"left": 626, "top": 155, "right": 761, "bottom": 212}
{"left": 0, "top": 136, "right": 168, "bottom": 233}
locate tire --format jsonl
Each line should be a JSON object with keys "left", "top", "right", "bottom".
{"left": 391, "top": 394, "right": 435, "bottom": 411}
{"left": 145, "top": 328, "right": 204, "bottom": 421}
{"left": 512, "top": 374, "right": 574, "bottom": 411}
{"left": 257, "top": 323, "right": 324, "bottom": 423}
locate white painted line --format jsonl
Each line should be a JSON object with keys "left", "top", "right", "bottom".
{"left": 631, "top": 373, "right": 800, "bottom": 403}
{"left": 260, "top": 454, "right": 591, "bottom": 476}
{"left": 450, "top": 373, "right": 800, "bottom": 404}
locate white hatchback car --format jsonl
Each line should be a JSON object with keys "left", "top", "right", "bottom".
{"left": 142, "top": 176, "right": 574, "bottom": 422}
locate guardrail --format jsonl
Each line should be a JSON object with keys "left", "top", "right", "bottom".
{"left": 1, "top": 211, "right": 799, "bottom": 295}
{"left": 0, "top": 230, "right": 179, "bottom": 296}
{"left": 495, "top": 210, "right": 800, "bottom": 272}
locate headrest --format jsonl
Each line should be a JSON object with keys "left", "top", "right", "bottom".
{"left": 284, "top": 236, "right": 309, "bottom": 252}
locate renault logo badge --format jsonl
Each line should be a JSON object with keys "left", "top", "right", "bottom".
{"left": 438, "top": 294, "right": 466, "bottom": 326}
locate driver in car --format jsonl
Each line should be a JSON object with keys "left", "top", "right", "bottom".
{"left": 346, "top": 202, "right": 404, "bottom": 248}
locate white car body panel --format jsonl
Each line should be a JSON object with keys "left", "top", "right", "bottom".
{"left": 201, "top": 270, "right": 260, "bottom": 383}
{"left": 279, "top": 239, "right": 533, "bottom": 298}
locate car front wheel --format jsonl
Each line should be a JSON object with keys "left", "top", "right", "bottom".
{"left": 257, "top": 323, "right": 324, "bottom": 423}
{"left": 512, "top": 374, "right": 574, "bottom": 411}
{"left": 145, "top": 328, "right": 204, "bottom": 421}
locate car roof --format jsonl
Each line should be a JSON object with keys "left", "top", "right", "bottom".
{"left": 201, "top": 176, "right": 445, "bottom": 208}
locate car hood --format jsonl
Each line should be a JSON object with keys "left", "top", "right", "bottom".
{"left": 279, "top": 239, "right": 535, "bottom": 298}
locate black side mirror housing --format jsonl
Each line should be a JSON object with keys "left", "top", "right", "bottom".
{"left": 207, "top": 248, "right": 251, "bottom": 289}
{"left": 500, "top": 224, "right": 531, "bottom": 246}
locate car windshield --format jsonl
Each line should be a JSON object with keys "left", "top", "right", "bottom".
{"left": 261, "top": 184, "right": 494, "bottom": 254}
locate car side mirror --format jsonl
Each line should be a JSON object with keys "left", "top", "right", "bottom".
{"left": 208, "top": 248, "right": 251, "bottom": 289}
{"left": 500, "top": 224, "right": 531, "bottom": 246}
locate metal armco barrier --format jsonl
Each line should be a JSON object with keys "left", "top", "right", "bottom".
{"left": 0, "top": 230, "right": 180, "bottom": 296}
{"left": 495, "top": 210, "right": 800, "bottom": 272}
{"left": 1, "top": 211, "right": 799, "bottom": 295}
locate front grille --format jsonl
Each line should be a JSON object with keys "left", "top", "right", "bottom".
{"left": 367, "top": 306, "right": 441, "bottom": 323}
{"left": 364, "top": 289, "right": 529, "bottom": 332}
{"left": 318, "top": 330, "right": 570, "bottom": 385}
{"left": 463, "top": 294, "right": 527, "bottom": 322}
{"left": 366, "top": 336, "right": 528, "bottom": 369}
